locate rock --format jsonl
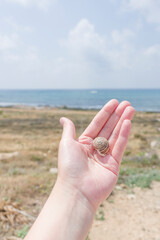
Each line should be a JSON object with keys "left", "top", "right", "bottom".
{"left": 144, "top": 152, "right": 150, "bottom": 157}
{"left": 120, "top": 183, "right": 128, "bottom": 189}
{"left": 0, "top": 152, "right": 19, "bottom": 161}
{"left": 127, "top": 194, "right": 136, "bottom": 200}
{"left": 115, "top": 185, "right": 122, "bottom": 190}
{"left": 50, "top": 168, "right": 58, "bottom": 174}
{"left": 150, "top": 140, "right": 157, "bottom": 149}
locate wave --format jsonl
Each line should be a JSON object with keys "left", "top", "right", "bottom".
{"left": 90, "top": 90, "right": 97, "bottom": 94}
{"left": 0, "top": 102, "right": 160, "bottom": 112}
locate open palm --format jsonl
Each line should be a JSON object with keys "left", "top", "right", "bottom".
{"left": 58, "top": 99, "right": 135, "bottom": 209}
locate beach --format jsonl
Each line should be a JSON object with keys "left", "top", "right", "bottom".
{"left": 0, "top": 107, "right": 160, "bottom": 240}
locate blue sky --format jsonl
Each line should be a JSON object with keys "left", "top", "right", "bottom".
{"left": 0, "top": 0, "right": 160, "bottom": 89}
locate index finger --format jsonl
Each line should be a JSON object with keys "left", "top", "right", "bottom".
{"left": 80, "top": 99, "right": 119, "bottom": 139}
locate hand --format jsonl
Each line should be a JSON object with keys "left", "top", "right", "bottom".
{"left": 58, "top": 99, "right": 135, "bottom": 210}
{"left": 24, "top": 99, "right": 135, "bottom": 240}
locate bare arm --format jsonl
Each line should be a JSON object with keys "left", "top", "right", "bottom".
{"left": 25, "top": 99, "right": 135, "bottom": 240}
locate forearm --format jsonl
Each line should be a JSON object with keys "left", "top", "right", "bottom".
{"left": 24, "top": 178, "right": 95, "bottom": 240}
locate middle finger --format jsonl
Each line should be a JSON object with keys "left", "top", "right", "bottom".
{"left": 98, "top": 101, "right": 131, "bottom": 139}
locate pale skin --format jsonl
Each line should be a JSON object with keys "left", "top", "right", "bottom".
{"left": 24, "top": 99, "right": 135, "bottom": 240}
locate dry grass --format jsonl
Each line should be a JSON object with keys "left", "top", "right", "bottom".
{"left": 0, "top": 107, "right": 160, "bottom": 239}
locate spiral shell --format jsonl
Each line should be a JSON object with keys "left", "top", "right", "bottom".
{"left": 93, "top": 137, "right": 109, "bottom": 156}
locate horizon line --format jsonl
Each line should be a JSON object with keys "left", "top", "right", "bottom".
{"left": 0, "top": 88, "right": 160, "bottom": 91}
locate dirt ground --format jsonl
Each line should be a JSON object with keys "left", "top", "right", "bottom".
{"left": 90, "top": 181, "right": 160, "bottom": 240}
{"left": 0, "top": 107, "right": 160, "bottom": 239}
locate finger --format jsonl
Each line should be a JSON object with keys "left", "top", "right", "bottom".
{"left": 111, "top": 119, "right": 131, "bottom": 164}
{"left": 109, "top": 106, "right": 135, "bottom": 150}
{"left": 98, "top": 101, "right": 131, "bottom": 139}
{"left": 60, "top": 117, "right": 75, "bottom": 140}
{"left": 80, "top": 99, "right": 119, "bottom": 139}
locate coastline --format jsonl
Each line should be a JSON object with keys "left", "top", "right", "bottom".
{"left": 0, "top": 104, "right": 160, "bottom": 113}
{"left": 0, "top": 89, "right": 160, "bottom": 112}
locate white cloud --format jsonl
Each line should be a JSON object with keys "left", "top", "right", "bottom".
{"left": 144, "top": 44, "right": 160, "bottom": 56}
{"left": 109, "top": 29, "right": 135, "bottom": 69}
{"left": 5, "top": 0, "right": 52, "bottom": 10}
{"left": 4, "top": 17, "right": 33, "bottom": 32}
{"left": 0, "top": 16, "right": 38, "bottom": 64}
{"left": 123, "top": 0, "right": 160, "bottom": 24}
{"left": 0, "top": 33, "right": 19, "bottom": 50}
{"left": 1, "top": 17, "right": 159, "bottom": 89}
{"left": 60, "top": 18, "right": 135, "bottom": 71}
{"left": 0, "top": 17, "right": 41, "bottom": 90}
{"left": 144, "top": 44, "right": 160, "bottom": 66}
{"left": 61, "top": 19, "right": 106, "bottom": 60}
{"left": 0, "top": 27, "right": 38, "bottom": 64}
{"left": 54, "top": 18, "right": 160, "bottom": 88}
{"left": 111, "top": 29, "right": 134, "bottom": 45}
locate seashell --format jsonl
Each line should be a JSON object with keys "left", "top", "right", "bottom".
{"left": 93, "top": 137, "right": 109, "bottom": 156}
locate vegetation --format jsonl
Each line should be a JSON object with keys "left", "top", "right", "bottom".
{"left": 122, "top": 153, "right": 160, "bottom": 168}
{"left": 118, "top": 167, "right": 160, "bottom": 188}
{"left": 95, "top": 209, "right": 105, "bottom": 221}
{"left": 16, "top": 225, "right": 30, "bottom": 239}
{"left": 0, "top": 108, "right": 160, "bottom": 239}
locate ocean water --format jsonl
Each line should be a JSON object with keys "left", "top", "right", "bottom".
{"left": 0, "top": 89, "right": 160, "bottom": 112}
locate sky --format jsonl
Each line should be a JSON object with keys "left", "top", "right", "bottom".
{"left": 0, "top": 0, "right": 160, "bottom": 89}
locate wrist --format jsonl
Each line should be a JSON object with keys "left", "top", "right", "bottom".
{"left": 49, "top": 177, "right": 95, "bottom": 240}
{"left": 25, "top": 177, "right": 95, "bottom": 240}
{"left": 53, "top": 177, "right": 96, "bottom": 214}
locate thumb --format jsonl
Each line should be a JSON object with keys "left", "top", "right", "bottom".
{"left": 60, "top": 117, "right": 76, "bottom": 140}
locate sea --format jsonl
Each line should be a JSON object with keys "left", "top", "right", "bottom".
{"left": 0, "top": 89, "right": 160, "bottom": 112}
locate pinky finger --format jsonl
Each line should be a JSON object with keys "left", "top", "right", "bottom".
{"left": 111, "top": 119, "right": 131, "bottom": 164}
